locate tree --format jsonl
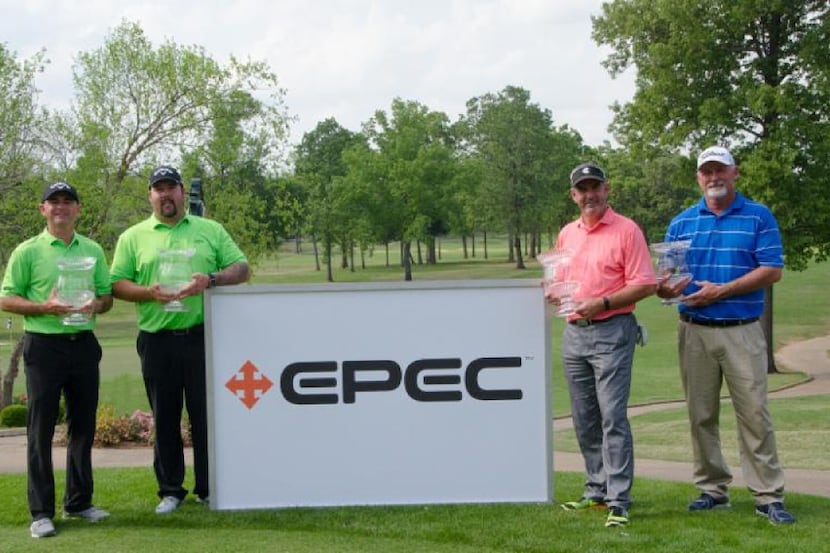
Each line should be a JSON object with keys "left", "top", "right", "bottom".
{"left": 593, "top": 0, "right": 830, "bottom": 371}
{"left": 66, "top": 20, "right": 290, "bottom": 253}
{"left": 360, "top": 99, "right": 457, "bottom": 281}
{"left": 295, "top": 118, "right": 363, "bottom": 281}
{"left": 0, "top": 44, "right": 46, "bottom": 265}
{"left": 462, "top": 86, "right": 563, "bottom": 268}
{"left": 593, "top": 0, "right": 830, "bottom": 267}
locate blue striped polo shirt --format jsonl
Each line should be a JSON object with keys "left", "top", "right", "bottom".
{"left": 665, "top": 192, "right": 783, "bottom": 320}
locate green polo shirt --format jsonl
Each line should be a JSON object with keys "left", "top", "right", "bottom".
{"left": 0, "top": 229, "right": 111, "bottom": 334}
{"left": 110, "top": 214, "right": 247, "bottom": 332}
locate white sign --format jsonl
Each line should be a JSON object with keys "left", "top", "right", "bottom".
{"left": 205, "top": 279, "right": 552, "bottom": 510}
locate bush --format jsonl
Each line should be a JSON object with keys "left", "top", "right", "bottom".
{"left": 0, "top": 404, "right": 27, "bottom": 427}
{"left": 94, "top": 404, "right": 151, "bottom": 447}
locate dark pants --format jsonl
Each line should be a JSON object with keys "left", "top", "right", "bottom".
{"left": 137, "top": 326, "right": 208, "bottom": 500}
{"left": 24, "top": 331, "right": 102, "bottom": 521}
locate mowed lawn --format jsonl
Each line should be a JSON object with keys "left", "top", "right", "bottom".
{"left": 1, "top": 237, "right": 829, "bottom": 551}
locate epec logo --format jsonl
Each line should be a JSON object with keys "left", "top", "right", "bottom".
{"left": 225, "top": 356, "right": 524, "bottom": 408}
{"left": 225, "top": 360, "right": 273, "bottom": 409}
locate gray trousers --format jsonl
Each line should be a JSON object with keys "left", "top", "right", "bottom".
{"left": 561, "top": 314, "right": 637, "bottom": 509}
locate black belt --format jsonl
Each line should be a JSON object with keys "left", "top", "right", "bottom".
{"left": 569, "top": 313, "right": 630, "bottom": 327}
{"left": 25, "top": 330, "right": 93, "bottom": 342}
{"left": 151, "top": 323, "right": 204, "bottom": 336}
{"left": 680, "top": 314, "right": 759, "bottom": 327}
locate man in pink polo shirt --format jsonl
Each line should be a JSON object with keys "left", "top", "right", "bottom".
{"left": 547, "top": 162, "right": 656, "bottom": 528}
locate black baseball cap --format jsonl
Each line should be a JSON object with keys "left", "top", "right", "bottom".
{"left": 569, "top": 163, "right": 607, "bottom": 187}
{"left": 42, "top": 181, "right": 80, "bottom": 203}
{"left": 149, "top": 165, "right": 183, "bottom": 188}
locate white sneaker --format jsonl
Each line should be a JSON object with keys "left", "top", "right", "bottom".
{"left": 30, "top": 518, "right": 56, "bottom": 538}
{"left": 63, "top": 505, "right": 110, "bottom": 522}
{"left": 155, "top": 496, "right": 181, "bottom": 514}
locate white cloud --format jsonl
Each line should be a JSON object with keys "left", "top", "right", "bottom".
{"left": 0, "top": 0, "right": 635, "bottom": 147}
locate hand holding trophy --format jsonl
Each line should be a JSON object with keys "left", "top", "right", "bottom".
{"left": 156, "top": 248, "right": 195, "bottom": 312}
{"left": 650, "top": 240, "right": 693, "bottom": 305}
{"left": 55, "top": 256, "right": 97, "bottom": 325}
{"left": 537, "top": 248, "right": 580, "bottom": 317}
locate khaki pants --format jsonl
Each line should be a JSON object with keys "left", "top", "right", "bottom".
{"left": 678, "top": 320, "right": 785, "bottom": 505}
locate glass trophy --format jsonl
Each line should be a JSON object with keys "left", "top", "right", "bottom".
{"left": 650, "top": 240, "right": 693, "bottom": 305}
{"left": 56, "top": 256, "right": 97, "bottom": 325}
{"left": 537, "top": 248, "right": 580, "bottom": 317}
{"left": 157, "top": 249, "right": 195, "bottom": 312}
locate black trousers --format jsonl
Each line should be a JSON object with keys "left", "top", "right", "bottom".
{"left": 23, "top": 331, "right": 101, "bottom": 521}
{"left": 137, "top": 326, "right": 208, "bottom": 500}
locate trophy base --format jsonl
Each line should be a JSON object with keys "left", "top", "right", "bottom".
{"left": 163, "top": 301, "right": 189, "bottom": 312}
{"left": 61, "top": 314, "right": 90, "bottom": 326}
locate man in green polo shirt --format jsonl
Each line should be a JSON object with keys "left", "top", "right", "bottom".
{"left": 110, "top": 165, "right": 249, "bottom": 515}
{"left": 1, "top": 181, "right": 113, "bottom": 539}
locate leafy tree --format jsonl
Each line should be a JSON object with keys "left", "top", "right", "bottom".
{"left": 65, "top": 20, "right": 289, "bottom": 253}
{"left": 295, "top": 118, "right": 364, "bottom": 281}
{"left": 462, "top": 86, "right": 562, "bottom": 268}
{"left": 0, "top": 44, "right": 47, "bottom": 264}
{"left": 593, "top": 0, "right": 830, "bottom": 371}
{"left": 360, "top": 99, "right": 457, "bottom": 281}
{"left": 593, "top": 0, "right": 830, "bottom": 268}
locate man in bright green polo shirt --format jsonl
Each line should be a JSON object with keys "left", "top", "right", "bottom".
{"left": 1, "top": 181, "right": 113, "bottom": 539}
{"left": 110, "top": 165, "right": 249, "bottom": 515}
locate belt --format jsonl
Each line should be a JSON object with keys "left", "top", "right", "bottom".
{"left": 679, "top": 314, "right": 759, "bottom": 327}
{"left": 25, "top": 330, "right": 93, "bottom": 342}
{"left": 152, "top": 323, "right": 204, "bottom": 336}
{"left": 569, "top": 313, "right": 629, "bottom": 327}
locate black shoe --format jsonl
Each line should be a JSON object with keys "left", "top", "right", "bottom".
{"left": 755, "top": 502, "right": 795, "bottom": 524}
{"left": 688, "top": 493, "right": 730, "bottom": 511}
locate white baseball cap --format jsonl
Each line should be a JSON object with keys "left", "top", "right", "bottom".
{"left": 696, "top": 146, "right": 735, "bottom": 169}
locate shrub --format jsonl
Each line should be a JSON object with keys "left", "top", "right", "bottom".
{"left": 0, "top": 404, "right": 27, "bottom": 427}
{"left": 94, "top": 404, "right": 150, "bottom": 447}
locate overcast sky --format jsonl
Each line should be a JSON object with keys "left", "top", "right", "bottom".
{"left": 1, "top": 0, "right": 636, "bottom": 148}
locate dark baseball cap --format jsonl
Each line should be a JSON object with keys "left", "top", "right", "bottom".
{"left": 42, "top": 181, "right": 80, "bottom": 203}
{"left": 148, "top": 165, "right": 183, "bottom": 188}
{"left": 569, "top": 163, "right": 607, "bottom": 187}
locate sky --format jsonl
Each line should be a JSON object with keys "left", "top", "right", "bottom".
{"left": 1, "top": 0, "right": 636, "bottom": 149}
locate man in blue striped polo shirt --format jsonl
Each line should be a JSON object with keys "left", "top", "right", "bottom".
{"left": 658, "top": 145, "right": 795, "bottom": 525}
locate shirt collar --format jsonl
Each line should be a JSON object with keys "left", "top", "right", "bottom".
{"left": 577, "top": 205, "right": 616, "bottom": 231}
{"left": 697, "top": 192, "right": 745, "bottom": 216}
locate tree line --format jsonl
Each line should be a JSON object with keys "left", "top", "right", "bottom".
{"left": 1, "top": 1, "right": 828, "bottom": 284}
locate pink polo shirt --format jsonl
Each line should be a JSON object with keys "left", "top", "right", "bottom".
{"left": 554, "top": 206, "right": 656, "bottom": 320}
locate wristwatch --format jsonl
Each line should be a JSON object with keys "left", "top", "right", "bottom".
{"left": 208, "top": 272, "right": 218, "bottom": 289}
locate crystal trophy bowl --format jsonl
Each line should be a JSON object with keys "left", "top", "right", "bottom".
{"left": 157, "top": 249, "right": 195, "bottom": 312}
{"left": 56, "top": 256, "right": 97, "bottom": 325}
{"left": 650, "top": 240, "right": 693, "bottom": 305}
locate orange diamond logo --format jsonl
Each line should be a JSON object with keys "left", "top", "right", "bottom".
{"left": 225, "top": 360, "right": 273, "bottom": 409}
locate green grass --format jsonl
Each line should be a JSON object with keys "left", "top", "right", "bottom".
{"left": 1, "top": 238, "right": 829, "bottom": 550}
{"left": 0, "top": 469, "right": 827, "bottom": 552}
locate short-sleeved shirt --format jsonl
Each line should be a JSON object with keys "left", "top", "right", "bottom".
{"left": 555, "top": 206, "right": 656, "bottom": 321}
{"left": 665, "top": 192, "right": 783, "bottom": 321}
{"left": 1, "top": 229, "right": 111, "bottom": 334}
{"left": 110, "top": 214, "right": 247, "bottom": 332}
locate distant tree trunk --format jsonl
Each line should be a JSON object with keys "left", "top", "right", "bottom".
{"left": 349, "top": 241, "right": 355, "bottom": 272}
{"left": 513, "top": 234, "right": 525, "bottom": 269}
{"left": 324, "top": 239, "right": 333, "bottom": 282}
{"left": 426, "top": 237, "right": 436, "bottom": 264}
{"left": 385, "top": 241, "right": 390, "bottom": 267}
{"left": 507, "top": 233, "right": 515, "bottom": 262}
{"left": 0, "top": 336, "right": 24, "bottom": 409}
{"left": 312, "top": 234, "right": 320, "bottom": 272}
{"left": 483, "top": 231, "right": 488, "bottom": 259}
{"left": 403, "top": 241, "right": 413, "bottom": 281}
{"left": 763, "top": 285, "right": 777, "bottom": 373}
